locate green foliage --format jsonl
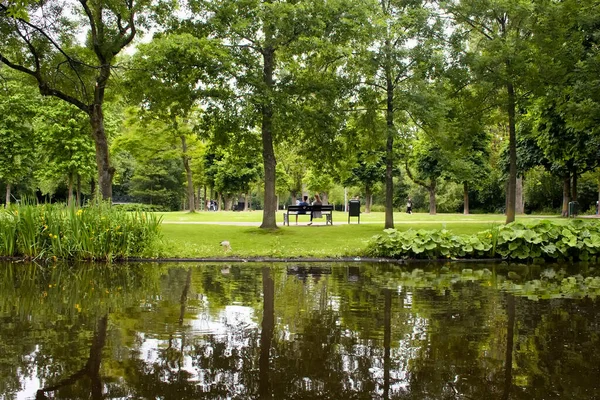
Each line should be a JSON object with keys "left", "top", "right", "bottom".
{"left": 523, "top": 166, "right": 562, "bottom": 213}
{"left": 0, "top": 73, "right": 37, "bottom": 186}
{"left": 0, "top": 202, "right": 162, "bottom": 261}
{"left": 366, "top": 220, "right": 600, "bottom": 262}
{"left": 366, "top": 227, "right": 492, "bottom": 260}
{"left": 33, "top": 98, "right": 96, "bottom": 197}
{"left": 112, "top": 203, "right": 168, "bottom": 212}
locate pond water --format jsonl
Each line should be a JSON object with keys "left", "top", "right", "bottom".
{"left": 1, "top": 261, "right": 599, "bottom": 399}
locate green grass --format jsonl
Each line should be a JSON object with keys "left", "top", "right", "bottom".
{"left": 158, "top": 210, "right": 561, "bottom": 224}
{"left": 155, "top": 211, "right": 565, "bottom": 259}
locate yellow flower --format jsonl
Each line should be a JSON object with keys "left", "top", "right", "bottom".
{"left": 75, "top": 304, "right": 81, "bottom": 312}
{"left": 76, "top": 209, "right": 83, "bottom": 216}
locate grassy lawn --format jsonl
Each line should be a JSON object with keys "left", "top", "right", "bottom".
{"left": 155, "top": 211, "right": 564, "bottom": 258}
{"left": 157, "top": 210, "right": 561, "bottom": 224}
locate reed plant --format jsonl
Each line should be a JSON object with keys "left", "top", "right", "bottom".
{"left": 0, "top": 201, "right": 162, "bottom": 261}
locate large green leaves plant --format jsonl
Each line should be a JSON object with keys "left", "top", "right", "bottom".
{"left": 366, "top": 220, "right": 600, "bottom": 261}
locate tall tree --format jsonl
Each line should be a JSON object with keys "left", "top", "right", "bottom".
{"left": 188, "top": 0, "right": 367, "bottom": 228}
{"left": 34, "top": 99, "right": 96, "bottom": 206}
{"left": 0, "top": 0, "right": 170, "bottom": 199}
{"left": 0, "top": 69, "right": 36, "bottom": 205}
{"left": 352, "top": 0, "right": 441, "bottom": 228}
{"left": 124, "top": 33, "right": 227, "bottom": 212}
{"left": 441, "top": 0, "right": 538, "bottom": 223}
{"left": 405, "top": 141, "right": 445, "bottom": 215}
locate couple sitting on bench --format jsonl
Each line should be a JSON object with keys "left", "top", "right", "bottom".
{"left": 284, "top": 194, "right": 333, "bottom": 226}
{"left": 297, "top": 194, "right": 323, "bottom": 225}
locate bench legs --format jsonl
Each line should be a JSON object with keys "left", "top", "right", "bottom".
{"left": 284, "top": 213, "right": 332, "bottom": 225}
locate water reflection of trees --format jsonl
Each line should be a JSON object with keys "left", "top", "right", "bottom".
{"left": 0, "top": 261, "right": 163, "bottom": 399}
{"left": 2, "top": 262, "right": 600, "bottom": 399}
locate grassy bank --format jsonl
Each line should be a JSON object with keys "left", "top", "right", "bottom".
{"left": 156, "top": 211, "right": 564, "bottom": 258}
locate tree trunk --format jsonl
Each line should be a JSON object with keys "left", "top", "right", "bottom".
{"left": 76, "top": 174, "right": 81, "bottom": 207}
{"left": 365, "top": 185, "right": 372, "bottom": 213}
{"left": 90, "top": 104, "right": 114, "bottom": 200}
{"left": 245, "top": 193, "right": 250, "bottom": 211}
{"left": 260, "top": 45, "right": 277, "bottom": 228}
{"left": 383, "top": 289, "right": 392, "bottom": 400}
{"left": 67, "top": 173, "right": 74, "bottom": 207}
{"left": 463, "top": 181, "right": 469, "bottom": 215}
{"left": 562, "top": 173, "right": 570, "bottom": 217}
{"left": 597, "top": 179, "right": 600, "bottom": 215}
{"left": 259, "top": 267, "right": 274, "bottom": 399}
{"left": 505, "top": 80, "right": 517, "bottom": 224}
{"left": 36, "top": 314, "right": 108, "bottom": 400}
{"left": 515, "top": 176, "right": 524, "bottom": 214}
{"left": 502, "top": 295, "right": 515, "bottom": 400}
{"left": 384, "top": 39, "right": 395, "bottom": 229}
{"left": 196, "top": 187, "right": 201, "bottom": 210}
{"left": 179, "top": 268, "right": 192, "bottom": 325}
{"left": 428, "top": 182, "right": 437, "bottom": 215}
{"left": 180, "top": 135, "right": 195, "bottom": 212}
{"left": 571, "top": 172, "right": 578, "bottom": 202}
{"left": 5, "top": 183, "right": 11, "bottom": 207}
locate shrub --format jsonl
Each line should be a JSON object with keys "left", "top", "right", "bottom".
{"left": 365, "top": 220, "right": 600, "bottom": 262}
{"left": 112, "top": 202, "right": 167, "bottom": 212}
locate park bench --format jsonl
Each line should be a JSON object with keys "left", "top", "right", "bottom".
{"left": 283, "top": 204, "right": 334, "bottom": 226}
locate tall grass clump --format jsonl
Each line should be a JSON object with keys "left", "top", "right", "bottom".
{"left": 0, "top": 201, "right": 162, "bottom": 261}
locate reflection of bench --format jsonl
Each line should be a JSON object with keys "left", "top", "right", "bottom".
{"left": 283, "top": 205, "right": 334, "bottom": 225}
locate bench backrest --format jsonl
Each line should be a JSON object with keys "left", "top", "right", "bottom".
{"left": 287, "top": 205, "right": 333, "bottom": 212}
{"left": 287, "top": 205, "right": 309, "bottom": 212}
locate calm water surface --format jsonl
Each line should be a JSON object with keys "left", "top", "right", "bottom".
{"left": 1, "top": 261, "right": 599, "bottom": 399}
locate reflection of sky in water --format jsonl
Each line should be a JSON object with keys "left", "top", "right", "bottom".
{"left": 16, "top": 347, "right": 41, "bottom": 400}
{"left": 190, "top": 305, "right": 257, "bottom": 335}
{"left": 137, "top": 304, "right": 258, "bottom": 385}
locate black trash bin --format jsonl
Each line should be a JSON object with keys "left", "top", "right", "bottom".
{"left": 348, "top": 200, "right": 361, "bottom": 224}
{"left": 568, "top": 201, "right": 579, "bottom": 218}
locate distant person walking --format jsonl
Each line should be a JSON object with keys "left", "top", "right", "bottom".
{"left": 406, "top": 197, "right": 413, "bottom": 214}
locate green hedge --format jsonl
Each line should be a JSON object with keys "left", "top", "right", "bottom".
{"left": 365, "top": 220, "right": 600, "bottom": 262}
{"left": 0, "top": 202, "right": 162, "bottom": 262}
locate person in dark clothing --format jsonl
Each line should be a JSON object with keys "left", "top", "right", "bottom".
{"left": 406, "top": 198, "right": 412, "bottom": 214}
{"left": 297, "top": 195, "right": 309, "bottom": 224}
